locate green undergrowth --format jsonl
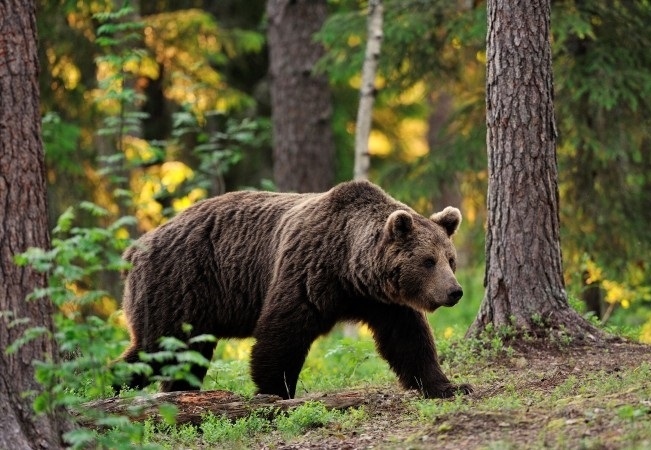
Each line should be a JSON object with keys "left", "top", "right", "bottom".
{"left": 143, "top": 402, "right": 368, "bottom": 449}
{"left": 143, "top": 335, "right": 651, "bottom": 449}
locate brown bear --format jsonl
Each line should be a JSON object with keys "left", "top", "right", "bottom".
{"left": 117, "top": 180, "right": 472, "bottom": 399}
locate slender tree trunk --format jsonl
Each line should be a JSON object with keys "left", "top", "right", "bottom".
{"left": 0, "top": 1, "right": 65, "bottom": 448}
{"left": 467, "top": 0, "right": 603, "bottom": 340}
{"left": 353, "top": 0, "right": 383, "bottom": 181}
{"left": 267, "top": 0, "right": 335, "bottom": 193}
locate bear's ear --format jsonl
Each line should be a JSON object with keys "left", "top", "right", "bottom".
{"left": 385, "top": 210, "right": 414, "bottom": 240}
{"left": 430, "top": 207, "right": 462, "bottom": 236}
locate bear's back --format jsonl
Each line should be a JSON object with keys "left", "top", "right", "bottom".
{"left": 123, "top": 190, "right": 319, "bottom": 333}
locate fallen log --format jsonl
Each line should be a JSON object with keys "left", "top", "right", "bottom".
{"left": 75, "top": 389, "right": 379, "bottom": 428}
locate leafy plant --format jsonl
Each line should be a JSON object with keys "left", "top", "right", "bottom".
{"left": 93, "top": 4, "right": 149, "bottom": 187}
{"left": 11, "top": 205, "right": 158, "bottom": 448}
{"left": 274, "top": 401, "right": 346, "bottom": 437}
{"left": 138, "top": 331, "right": 217, "bottom": 389}
{"left": 171, "top": 109, "right": 271, "bottom": 198}
{"left": 200, "top": 411, "right": 270, "bottom": 445}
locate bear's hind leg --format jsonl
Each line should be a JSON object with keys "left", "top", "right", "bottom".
{"left": 250, "top": 303, "right": 323, "bottom": 399}
{"left": 250, "top": 337, "right": 311, "bottom": 399}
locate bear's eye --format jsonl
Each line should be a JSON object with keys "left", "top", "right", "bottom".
{"left": 423, "top": 258, "right": 436, "bottom": 269}
{"left": 449, "top": 258, "right": 456, "bottom": 270}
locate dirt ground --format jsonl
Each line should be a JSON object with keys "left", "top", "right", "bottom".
{"left": 263, "top": 341, "right": 651, "bottom": 450}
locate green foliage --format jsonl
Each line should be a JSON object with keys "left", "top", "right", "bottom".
{"left": 300, "top": 334, "right": 394, "bottom": 395}
{"left": 14, "top": 204, "right": 132, "bottom": 308}
{"left": 12, "top": 204, "right": 227, "bottom": 448}
{"left": 12, "top": 206, "right": 157, "bottom": 448}
{"left": 199, "top": 412, "right": 270, "bottom": 445}
{"left": 142, "top": 9, "right": 262, "bottom": 115}
{"left": 93, "top": 4, "right": 148, "bottom": 189}
{"left": 42, "top": 112, "right": 83, "bottom": 175}
{"left": 412, "top": 391, "right": 470, "bottom": 421}
{"left": 553, "top": 0, "right": 651, "bottom": 312}
{"left": 139, "top": 333, "right": 217, "bottom": 389}
{"left": 275, "top": 401, "right": 353, "bottom": 438}
{"left": 204, "top": 353, "right": 256, "bottom": 396}
{"left": 142, "top": 403, "right": 367, "bottom": 447}
{"left": 170, "top": 110, "right": 271, "bottom": 199}
{"left": 617, "top": 404, "right": 651, "bottom": 422}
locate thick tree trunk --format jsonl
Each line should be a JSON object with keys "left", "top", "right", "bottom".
{"left": 0, "top": 1, "right": 65, "bottom": 448}
{"left": 467, "top": 0, "right": 603, "bottom": 340}
{"left": 267, "top": 0, "right": 335, "bottom": 193}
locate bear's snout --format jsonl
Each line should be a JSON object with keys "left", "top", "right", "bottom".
{"left": 446, "top": 287, "right": 463, "bottom": 306}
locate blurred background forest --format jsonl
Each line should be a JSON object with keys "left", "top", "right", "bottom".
{"left": 37, "top": 0, "right": 651, "bottom": 341}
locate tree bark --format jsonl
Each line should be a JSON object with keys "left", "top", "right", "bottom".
{"left": 0, "top": 1, "right": 65, "bottom": 448}
{"left": 267, "top": 0, "right": 335, "bottom": 193}
{"left": 467, "top": 0, "right": 603, "bottom": 340}
{"left": 353, "top": 0, "right": 383, "bottom": 181}
{"left": 79, "top": 389, "right": 387, "bottom": 428}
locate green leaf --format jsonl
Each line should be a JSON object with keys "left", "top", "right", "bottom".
{"left": 175, "top": 351, "right": 210, "bottom": 367}
{"left": 188, "top": 334, "right": 218, "bottom": 344}
{"left": 159, "top": 403, "right": 178, "bottom": 425}
{"left": 79, "top": 202, "right": 109, "bottom": 217}
{"left": 63, "top": 428, "right": 97, "bottom": 448}
{"left": 95, "top": 415, "right": 132, "bottom": 428}
{"left": 158, "top": 336, "right": 188, "bottom": 352}
{"left": 54, "top": 207, "right": 76, "bottom": 234}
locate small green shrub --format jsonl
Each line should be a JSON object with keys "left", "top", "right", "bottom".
{"left": 274, "top": 401, "right": 344, "bottom": 437}
{"left": 200, "top": 412, "right": 270, "bottom": 444}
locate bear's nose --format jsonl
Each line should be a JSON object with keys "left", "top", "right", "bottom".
{"left": 447, "top": 288, "right": 463, "bottom": 304}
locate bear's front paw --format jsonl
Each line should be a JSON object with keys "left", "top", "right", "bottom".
{"left": 425, "top": 382, "right": 473, "bottom": 399}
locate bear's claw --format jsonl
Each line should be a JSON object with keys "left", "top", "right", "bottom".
{"left": 424, "top": 382, "right": 473, "bottom": 398}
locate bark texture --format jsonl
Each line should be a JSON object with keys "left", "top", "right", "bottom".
{"left": 0, "top": 1, "right": 65, "bottom": 448}
{"left": 79, "top": 389, "right": 378, "bottom": 427}
{"left": 468, "top": 0, "right": 602, "bottom": 338}
{"left": 267, "top": 0, "right": 335, "bottom": 193}
{"left": 353, "top": 0, "right": 383, "bottom": 181}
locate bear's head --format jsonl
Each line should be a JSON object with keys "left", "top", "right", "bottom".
{"left": 380, "top": 207, "right": 463, "bottom": 312}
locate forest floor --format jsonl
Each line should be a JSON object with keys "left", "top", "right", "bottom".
{"left": 252, "top": 340, "right": 651, "bottom": 450}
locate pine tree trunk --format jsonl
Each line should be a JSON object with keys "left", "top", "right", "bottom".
{"left": 467, "top": 0, "right": 604, "bottom": 340}
{"left": 0, "top": 1, "right": 66, "bottom": 448}
{"left": 267, "top": 0, "right": 335, "bottom": 193}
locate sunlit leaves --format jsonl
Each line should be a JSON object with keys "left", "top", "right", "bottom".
{"left": 143, "top": 10, "right": 259, "bottom": 116}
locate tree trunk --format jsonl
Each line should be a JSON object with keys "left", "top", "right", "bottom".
{"left": 267, "top": 0, "right": 335, "bottom": 193}
{"left": 467, "top": 0, "right": 603, "bottom": 340}
{"left": 0, "top": 1, "right": 65, "bottom": 448}
{"left": 353, "top": 0, "right": 383, "bottom": 181}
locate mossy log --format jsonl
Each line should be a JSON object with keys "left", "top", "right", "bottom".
{"left": 76, "top": 390, "right": 379, "bottom": 428}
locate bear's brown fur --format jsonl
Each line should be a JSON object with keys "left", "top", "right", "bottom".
{"left": 118, "top": 180, "right": 472, "bottom": 398}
